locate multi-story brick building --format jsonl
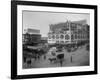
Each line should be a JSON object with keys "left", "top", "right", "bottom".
{"left": 48, "top": 20, "right": 89, "bottom": 45}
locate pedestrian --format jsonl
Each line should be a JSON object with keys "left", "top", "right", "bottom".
{"left": 44, "top": 55, "right": 46, "bottom": 60}
{"left": 27, "top": 58, "right": 32, "bottom": 68}
{"left": 57, "top": 53, "right": 64, "bottom": 67}
{"left": 71, "top": 55, "right": 72, "bottom": 63}
{"left": 60, "top": 59, "right": 63, "bottom": 67}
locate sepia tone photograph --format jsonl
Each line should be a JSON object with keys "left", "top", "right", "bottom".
{"left": 22, "top": 11, "right": 90, "bottom": 69}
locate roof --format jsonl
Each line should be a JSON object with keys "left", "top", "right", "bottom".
{"left": 26, "top": 28, "right": 40, "bottom": 34}
{"left": 49, "top": 20, "right": 87, "bottom": 32}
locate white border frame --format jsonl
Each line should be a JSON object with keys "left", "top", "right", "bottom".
{"left": 17, "top": 5, "right": 94, "bottom": 75}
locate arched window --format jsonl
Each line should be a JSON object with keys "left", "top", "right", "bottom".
{"left": 52, "top": 35, "right": 55, "bottom": 39}
{"left": 65, "top": 34, "right": 70, "bottom": 40}
{"left": 60, "top": 35, "right": 64, "bottom": 39}
{"left": 56, "top": 35, "right": 59, "bottom": 39}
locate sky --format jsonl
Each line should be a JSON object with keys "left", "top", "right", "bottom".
{"left": 23, "top": 11, "right": 90, "bottom": 37}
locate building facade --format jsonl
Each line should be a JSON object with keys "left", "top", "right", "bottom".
{"left": 23, "top": 28, "right": 41, "bottom": 45}
{"left": 48, "top": 20, "right": 89, "bottom": 45}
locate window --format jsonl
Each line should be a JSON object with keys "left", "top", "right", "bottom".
{"left": 56, "top": 35, "right": 59, "bottom": 39}
{"left": 78, "top": 35, "right": 81, "bottom": 39}
{"left": 52, "top": 35, "right": 55, "bottom": 39}
{"left": 75, "top": 34, "right": 77, "bottom": 39}
{"left": 65, "top": 41, "right": 68, "bottom": 43}
{"left": 65, "top": 34, "right": 70, "bottom": 40}
{"left": 71, "top": 23, "right": 77, "bottom": 31}
{"left": 48, "top": 35, "right": 51, "bottom": 39}
{"left": 60, "top": 41, "right": 64, "bottom": 44}
{"left": 60, "top": 35, "right": 64, "bottom": 39}
{"left": 56, "top": 41, "right": 59, "bottom": 43}
{"left": 71, "top": 34, "right": 74, "bottom": 40}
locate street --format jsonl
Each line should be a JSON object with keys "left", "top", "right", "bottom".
{"left": 23, "top": 44, "right": 89, "bottom": 69}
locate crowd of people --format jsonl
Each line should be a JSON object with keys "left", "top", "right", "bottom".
{"left": 23, "top": 41, "right": 89, "bottom": 68}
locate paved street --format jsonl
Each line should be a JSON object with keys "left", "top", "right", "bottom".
{"left": 23, "top": 44, "right": 89, "bottom": 69}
